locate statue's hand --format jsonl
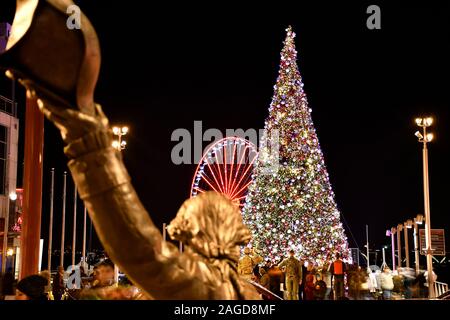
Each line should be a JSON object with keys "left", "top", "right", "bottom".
{"left": 15, "top": 75, "right": 109, "bottom": 144}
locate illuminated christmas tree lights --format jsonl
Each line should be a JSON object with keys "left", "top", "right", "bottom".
{"left": 242, "top": 26, "right": 349, "bottom": 265}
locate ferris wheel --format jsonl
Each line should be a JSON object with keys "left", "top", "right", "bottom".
{"left": 190, "top": 137, "right": 258, "bottom": 207}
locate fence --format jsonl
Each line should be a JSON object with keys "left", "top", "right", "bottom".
{"left": 434, "top": 281, "right": 449, "bottom": 297}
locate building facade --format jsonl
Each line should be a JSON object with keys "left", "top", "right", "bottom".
{"left": 0, "top": 95, "right": 19, "bottom": 273}
{"left": 1, "top": 22, "right": 20, "bottom": 274}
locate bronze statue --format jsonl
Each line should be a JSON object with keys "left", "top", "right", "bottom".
{"left": 1, "top": 0, "right": 260, "bottom": 299}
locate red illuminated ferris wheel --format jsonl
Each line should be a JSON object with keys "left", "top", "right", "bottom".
{"left": 190, "top": 137, "right": 258, "bottom": 207}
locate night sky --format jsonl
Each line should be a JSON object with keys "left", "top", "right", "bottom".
{"left": 1, "top": 1, "right": 449, "bottom": 270}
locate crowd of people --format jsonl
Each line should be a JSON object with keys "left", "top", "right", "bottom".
{"left": 0, "top": 258, "right": 146, "bottom": 300}
{"left": 239, "top": 248, "right": 438, "bottom": 300}
{"left": 1, "top": 249, "right": 439, "bottom": 300}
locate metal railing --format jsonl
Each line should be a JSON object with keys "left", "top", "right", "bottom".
{"left": 434, "top": 281, "right": 448, "bottom": 297}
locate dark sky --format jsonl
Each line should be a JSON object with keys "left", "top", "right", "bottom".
{"left": 1, "top": 1, "right": 449, "bottom": 267}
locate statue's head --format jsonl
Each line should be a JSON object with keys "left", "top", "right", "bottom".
{"left": 167, "top": 191, "right": 251, "bottom": 262}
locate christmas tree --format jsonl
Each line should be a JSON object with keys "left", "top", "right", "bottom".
{"left": 242, "top": 27, "right": 348, "bottom": 265}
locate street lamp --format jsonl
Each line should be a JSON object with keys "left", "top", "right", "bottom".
{"left": 413, "top": 214, "right": 424, "bottom": 275}
{"left": 111, "top": 125, "right": 129, "bottom": 283}
{"left": 2, "top": 191, "right": 18, "bottom": 273}
{"left": 415, "top": 116, "right": 435, "bottom": 298}
{"left": 9, "top": 192, "right": 17, "bottom": 201}
{"left": 5, "top": 248, "right": 15, "bottom": 274}
{"left": 112, "top": 126, "right": 128, "bottom": 151}
{"left": 404, "top": 219, "right": 413, "bottom": 268}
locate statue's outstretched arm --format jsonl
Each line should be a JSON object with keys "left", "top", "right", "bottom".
{"left": 0, "top": 0, "right": 200, "bottom": 297}
{"left": 30, "top": 97, "right": 199, "bottom": 299}
{"left": 1, "top": 0, "right": 260, "bottom": 300}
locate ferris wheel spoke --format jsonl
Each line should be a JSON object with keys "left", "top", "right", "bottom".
{"left": 206, "top": 150, "right": 224, "bottom": 193}
{"left": 199, "top": 173, "right": 223, "bottom": 194}
{"left": 224, "top": 144, "right": 229, "bottom": 195}
{"left": 229, "top": 153, "right": 257, "bottom": 199}
{"left": 227, "top": 141, "right": 237, "bottom": 197}
{"left": 205, "top": 160, "right": 225, "bottom": 194}
{"left": 213, "top": 148, "right": 226, "bottom": 193}
{"left": 229, "top": 146, "right": 255, "bottom": 197}
{"left": 230, "top": 178, "right": 253, "bottom": 201}
{"left": 229, "top": 144, "right": 250, "bottom": 196}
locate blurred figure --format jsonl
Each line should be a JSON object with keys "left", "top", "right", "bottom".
{"left": 367, "top": 268, "right": 378, "bottom": 299}
{"left": 79, "top": 265, "right": 90, "bottom": 288}
{"left": 380, "top": 266, "right": 394, "bottom": 300}
{"left": 392, "top": 268, "right": 405, "bottom": 298}
{"left": 259, "top": 267, "right": 270, "bottom": 290}
{"left": 375, "top": 270, "right": 382, "bottom": 291}
{"left": 348, "top": 266, "right": 366, "bottom": 300}
{"left": 313, "top": 269, "right": 327, "bottom": 300}
{"left": 2, "top": 267, "right": 14, "bottom": 296}
{"left": 238, "top": 247, "right": 262, "bottom": 281}
{"left": 90, "top": 265, "right": 99, "bottom": 285}
{"left": 257, "top": 267, "right": 272, "bottom": 300}
{"left": 39, "top": 270, "right": 53, "bottom": 300}
{"left": 79, "top": 265, "right": 87, "bottom": 278}
{"left": 92, "top": 259, "right": 115, "bottom": 288}
{"left": 412, "top": 269, "right": 438, "bottom": 298}
{"left": 374, "top": 269, "right": 383, "bottom": 300}
{"left": 330, "top": 253, "right": 346, "bottom": 300}
{"left": 267, "top": 264, "right": 283, "bottom": 298}
{"left": 299, "top": 261, "right": 307, "bottom": 300}
{"left": 52, "top": 266, "right": 65, "bottom": 300}
{"left": 400, "top": 267, "right": 416, "bottom": 299}
{"left": 304, "top": 266, "right": 316, "bottom": 300}
{"left": 321, "top": 264, "right": 332, "bottom": 300}
{"left": 359, "top": 267, "right": 369, "bottom": 300}
{"left": 424, "top": 269, "right": 437, "bottom": 297}
{"left": 278, "top": 250, "right": 303, "bottom": 300}
{"left": 15, "top": 275, "right": 48, "bottom": 300}
{"left": 414, "top": 271, "right": 427, "bottom": 298}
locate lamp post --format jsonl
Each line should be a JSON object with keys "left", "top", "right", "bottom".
{"left": 72, "top": 187, "right": 77, "bottom": 268}
{"left": 2, "top": 192, "right": 17, "bottom": 274}
{"left": 413, "top": 214, "right": 424, "bottom": 275}
{"left": 381, "top": 245, "right": 388, "bottom": 269}
{"left": 60, "top": 171, "right": 67, "bottom": 268}
{"left": 366, "top": 225, "right": 370, "bottom": 269}
{"left": 112, "top": 126, "right": 128, "bottom": 151}
{"left": 415, "top": 116, "right": 435, "bottom": 298}
{"left": 82, "top": 206, "right": 87, "bottom": 270}
{"left": 404, "top": 220, "right": 413, "bottom": 268}
{"left": 397, "top": 224, "right": 403, "bottom": 269}
{"left": 389, "top": 227, "right": 396, "bottom": 271}
{"left": 48, "top": 168, "right": 55, "bottom": 272}
{"left": 112, "top": 125, "right": 129, "bottom": 283}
